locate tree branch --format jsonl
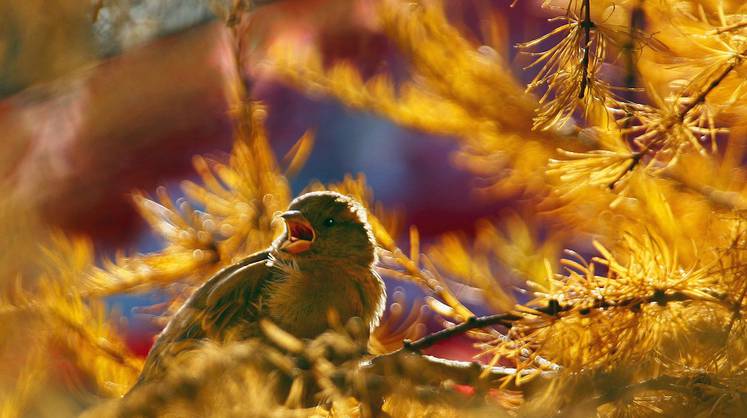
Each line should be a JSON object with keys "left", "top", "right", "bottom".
{"left": 661, "top": 170, "right": 747, "bottom": 211}
{"left": 607, "top": 47, "right": 747, "bottom": 189}
{"left": 402, "top": 313, "right": 519, "bottom": 352}
{"left": 677, "top": 49, "right": 746, "bottom": 120}
{"left": 578, "top": 0, "right": 594, "bottom": 99}
{"left": 622, "top": 3, "right": 644, "bottom": 90}
{"left": 403, "top": 287, "right": 731, "bottom": 354}
{"left": 364, "top": 351, "right": 555, "bottom": 393}
{"left": 709, "top": 21, "right": 747, "bottom": 35}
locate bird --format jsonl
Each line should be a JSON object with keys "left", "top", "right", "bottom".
{"left": 130, "top": 191, "right": 386, "bottom": 389}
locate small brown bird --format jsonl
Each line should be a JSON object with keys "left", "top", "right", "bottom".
{"left": 131, "top": 191, "right": 386, "bottom": 388}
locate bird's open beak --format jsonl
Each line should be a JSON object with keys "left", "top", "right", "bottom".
{"left": 279, "top": 210, "right": 315, "bottom": 254}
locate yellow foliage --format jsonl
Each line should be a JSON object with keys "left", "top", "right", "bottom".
{"left": 6, "top": 0, "right": 747, "bottom": 416}
{"left": 266, "top": 0, "right": 571, "bottom": 196}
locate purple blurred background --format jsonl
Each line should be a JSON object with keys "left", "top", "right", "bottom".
{"left": 1, "top": 0, "right": 554, "bottom": 358}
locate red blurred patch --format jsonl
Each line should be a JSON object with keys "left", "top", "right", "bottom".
{"left": 453, "top": 384, "right": 476, "bottom": 396}
{"left": 3, "top": 23, "right": 236, "bottom": 248}
{"left": 126, "top": 329, "right": 158, "bottom": 358}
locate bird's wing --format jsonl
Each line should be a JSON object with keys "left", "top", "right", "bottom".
{"left": 132, "top": 250, "right": 273, "bottom": 388}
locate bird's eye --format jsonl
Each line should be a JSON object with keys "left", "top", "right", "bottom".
{"left": 323, "top": 218, "right": 335, "bottom": 227}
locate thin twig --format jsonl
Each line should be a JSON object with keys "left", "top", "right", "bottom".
{"left": 709, "top": 21, "right": 747, "bottom": 35}
{"left": 578, "top": 0, "right": 594, "bottom": 99}
{"left": 623, "top": 2, "right": 644, "bottom": 90}
{"left": 608, "top": 48, "right": 747, "bottom": 189}
{"left": 378, "top": 247, "right": 474, "bottom": 320}
{"left": 1, "top": 303, "right": 141, "bottom": 371}
{"left": 365, "top": 351, "right": 555, "bottom": 392}
{"left": 661, "top": 170, "right": 747, "bottom": 211}
{"left": 560, "top": 373, "right": 747, "bottom": 416}
{"left": 403, "top": 313, "right": 519, "bottom": 352}
{"left": 403, "top": 288, "right": 731, "bottom": 353}
{"left": 48, "top": 309, "right": 142, "bottom": 372}
{"left": 608, "top": 150, "right": 644, "bottom": 190}
{"left": 677, "top": 49, "right": 746, "bottom": 120}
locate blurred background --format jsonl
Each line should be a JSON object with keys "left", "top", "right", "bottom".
{"left": 0, "top": 0, "right": 553, "bottom": 360}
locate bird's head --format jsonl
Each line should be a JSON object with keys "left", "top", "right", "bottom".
{"left": 274, "top": 191, "right": 376, "bottom": 266}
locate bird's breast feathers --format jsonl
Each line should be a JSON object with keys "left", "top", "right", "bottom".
{"left": 265, "top": 252, "right": 385, "bottom": 338}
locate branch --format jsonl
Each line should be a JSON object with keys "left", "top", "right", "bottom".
{"left": 557, "top": 373, "right": 747, "bottom": 416}
{"left": 403, "top": 287, "right": 731, "bottom": 354}
{"left": 608, "top": 149, "right": 644, "bottom": 190}
{"left": 2, "top": 302, "right": 141, "bottom": 372}
{"left": 677, "top": 48, "right": 746, "bottom": 119}
{"left": 661, "top": 170, "right": 747, "bottom": 211}
{"left": 376, "top": 246, "right": 475, "bottom": 321}
{"left": 578, "top": 0, "right": 594, "bottom": 99}
{"left": 709, "top": 21, "right": 747, "bottom": 35}
{"left": 403, "top": 313, "right": 518, "bottom": 352}
{"left": 49, "top": 309, "right": 142, "bottom": 372}
{"left": 364, "top": 351, "right": 555, "bottom": 392}
{"left": 607, "top": 47, "right": 747, "bottom": 189}
{"left": 622, "top": 3, "right": 644, "bottom": 89}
